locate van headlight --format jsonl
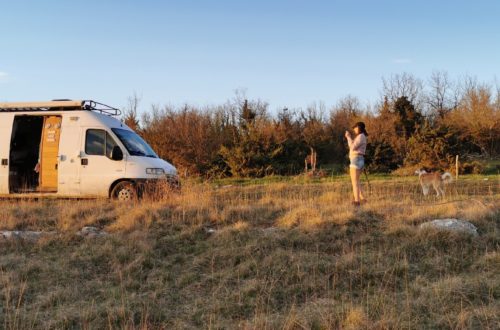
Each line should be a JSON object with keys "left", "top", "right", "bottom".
{"left": 146, "top": 168, "right": 165, "bottom": 175}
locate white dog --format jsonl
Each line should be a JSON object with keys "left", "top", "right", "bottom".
{"left": 415, "top": 169, "right": 453, "bottom": 197}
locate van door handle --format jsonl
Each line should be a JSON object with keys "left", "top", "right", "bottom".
{"left": 81, "top": 159, "right": 88, "bottom": 166}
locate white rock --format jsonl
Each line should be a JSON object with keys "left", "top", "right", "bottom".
{"left": 261, "top": 227, "right": 278, "bottom": 235}
{"left": 0, "top": 230, "right": 53, "bottom": 242}
{"left": 204, "top": 227, "right": 217, "bottom": 234}
{"left": 419, "top": 219, "right": 478, "bottom": 236}
{"left": 77, "top": 226, "right": 108, "bottom": 238}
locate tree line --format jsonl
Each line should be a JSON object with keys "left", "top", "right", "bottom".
{"left": 123, "top": 72, "right": 500, "bottom": 178}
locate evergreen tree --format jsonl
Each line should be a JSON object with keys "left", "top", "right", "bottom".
{"left": 404, "top": 120, "right": 480, "bottom": 171}
{"left": 393, "top": 96, "right": 422, "bottom": 139}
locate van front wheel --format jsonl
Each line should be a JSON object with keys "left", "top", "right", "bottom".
{"left": 111, "top": 181, "right": 137, "bottom": 201}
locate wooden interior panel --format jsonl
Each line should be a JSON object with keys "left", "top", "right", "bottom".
{"left": 40, "top": 116, "right": 62, "bottom": 192}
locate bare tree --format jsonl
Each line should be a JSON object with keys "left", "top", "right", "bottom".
{"left": 123, "top": 92, "right": 141, "bottom": 131}
{"left": 335, "top": 95, "right": 362, "bottom": 116}
{"left": 495, "top": 78, "right": 500, "bottom": 111}
{"left": 301, "top": 101, "right": 327, "bottom": 123}
{"left": 300, "top": 102, "right": 328, "bottom": 153}
{"left": 448, "top": 80, "right": 500, "bottom": 156}
{"left": 382, "top": 73, "right": 424, "bottom": 110}
{"left": 426, "top": 71, "right": 460, "bottom": 119}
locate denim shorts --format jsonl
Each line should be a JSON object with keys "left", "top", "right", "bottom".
{"left": 349, "top": 156, "right": 365, "bottom": 169}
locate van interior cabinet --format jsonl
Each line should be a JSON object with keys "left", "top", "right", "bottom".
{"left": 39, "top": 116, "right": 62, "bottom": 192}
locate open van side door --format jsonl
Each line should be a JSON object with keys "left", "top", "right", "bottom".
{"left": 39, "top": 116, "right": 62, "bottom": 192}
{"left": 0, "top": 115, "right": 13, "bottom": 194}
{"left": 57, "top": 115, "right": 82, "bottom": 195}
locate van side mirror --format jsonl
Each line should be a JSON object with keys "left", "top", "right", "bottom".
{"left": 111, "top": 146, "right": 123, "bottom": 161}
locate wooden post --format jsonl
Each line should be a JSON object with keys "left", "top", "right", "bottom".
{"left": 305, "top": 147, "right": 317, "bottom": 174}
{"left": 455, "top": 155, "right": 459, "bottom": 181}
{"left": 311, "top": 148, "right": 317, "bottom": 172}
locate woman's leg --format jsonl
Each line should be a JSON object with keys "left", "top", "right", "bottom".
{"left": 356, "top": 169, "right": 365, "bottom": 201}
{"left": 350, "top": 167, "right": 360, "bottom": 202}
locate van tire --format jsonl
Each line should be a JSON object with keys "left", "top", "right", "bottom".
{"left": 111, "top": 181, "right": 137, "bottom": 201}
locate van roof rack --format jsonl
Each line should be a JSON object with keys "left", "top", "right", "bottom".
{"left": 0, "top": 100, "right": 122, "bottom": 116}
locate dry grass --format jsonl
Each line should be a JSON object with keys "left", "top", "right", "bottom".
{"left": 0, "top": 176, "right": 499, "bottom": 329}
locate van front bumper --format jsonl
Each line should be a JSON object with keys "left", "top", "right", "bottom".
{"left": 134, "top": 175, "right": 181, "bottom": 196}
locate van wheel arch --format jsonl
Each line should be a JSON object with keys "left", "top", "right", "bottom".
{"left": 109, "top": 179, "right": 138, "bottom": 200}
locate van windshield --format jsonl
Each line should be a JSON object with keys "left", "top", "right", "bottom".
{"left": 111, "top": 128, "right": 158, "bottom": 158}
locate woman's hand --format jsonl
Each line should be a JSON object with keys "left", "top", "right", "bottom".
{"left": 345, "top": 131, "right": 351, "bottom": 139}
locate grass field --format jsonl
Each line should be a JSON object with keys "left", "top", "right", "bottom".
{"left": 1, "top": 175, "right": 499, "bottom": 329}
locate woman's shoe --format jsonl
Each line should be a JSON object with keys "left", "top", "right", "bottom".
{"left": 351, "top": 200, "right": 361, "bottom": 207}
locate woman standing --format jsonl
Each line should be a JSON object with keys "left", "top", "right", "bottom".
{"left": 345, "top": 122, "right": 368, "bottom": 206}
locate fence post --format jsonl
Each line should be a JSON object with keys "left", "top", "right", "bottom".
{"left": 455, "top": 155, "right": 459, "bottom": 181}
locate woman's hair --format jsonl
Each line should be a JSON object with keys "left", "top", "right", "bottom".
{"left": 353, "top": 121, "right": 368, "bottom": 136}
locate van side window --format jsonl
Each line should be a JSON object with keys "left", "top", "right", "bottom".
{"left": 86, "top": 130, "right": 105, "bottom": 155}
{"left": 86, "top": 129, "right": 120, "bottom": 158}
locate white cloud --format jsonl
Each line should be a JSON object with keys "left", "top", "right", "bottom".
{"left": 393, "top": 58, "right": 412, "bottom": 64}
{"left": 0, "top": 71, "right": 9, "bottom": 83}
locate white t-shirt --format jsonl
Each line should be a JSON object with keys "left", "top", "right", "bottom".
{"left": 347, "top": 133, "right": 367, "bottom": 158}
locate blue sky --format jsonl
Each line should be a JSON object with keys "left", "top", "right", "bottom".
{"left": 1, "top": 0, "right": 499, "bottom": 113}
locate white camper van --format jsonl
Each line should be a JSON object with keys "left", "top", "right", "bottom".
{"left": 0, "top": 100, "right": 178, "bottom": 200}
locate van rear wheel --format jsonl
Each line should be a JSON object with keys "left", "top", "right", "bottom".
{"left": 111, "top": 181, "right": 137, "bottom": 201}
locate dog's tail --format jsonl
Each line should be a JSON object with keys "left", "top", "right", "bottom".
{"left": 442, "top": 172, "right": 453, "bottom": 183}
